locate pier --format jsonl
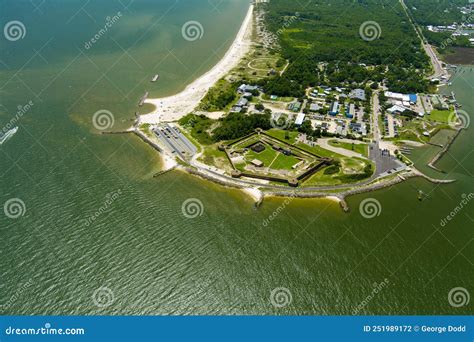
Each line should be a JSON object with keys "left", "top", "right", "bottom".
{"left": 138, "top": 92, "right": 149, "bottom": 107}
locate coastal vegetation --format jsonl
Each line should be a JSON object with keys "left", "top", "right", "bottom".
{"left": 179, "top": 112, "right": 272, "bottom": 144}
{"left": 197, "top": 79, "right": 237, "bottom": 111}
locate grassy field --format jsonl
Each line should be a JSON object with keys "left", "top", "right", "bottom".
{"left": 428, "top": 109, "right": 454, "bottom": 124}
{"left": 198, "top": 145, "right": 231, "bottom": 171}
{"left": 261, "top": 94, "right": 294, "bottom": 102}
{"left": 328, "top": 140, "right": 368, "bottom": 157}
{"left": 245, "top": 145, "right": 299, "bottom": 171}
{"left": 228, "top": 44, "right": 285, "bottom": 81}
{"left": 303, "top": 157, "right": 372, "bottom": 186}
{"left": 265, "top": 129, "right": 299, "bottom": 144}
{"left": 269, "top": 153, "right": 300, "bottom": 170}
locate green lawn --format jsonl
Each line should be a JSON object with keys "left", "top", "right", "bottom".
{"left": 198, "top": 145, "right": 230, "bottom": 170}
{"left": 265, "top": 129, "right": 299, "bottom": 144}
{"left": 262, "top": 94, "right": 294, "bottom": 102}
{"left": 269, "top": 153, "right": 300, "bottom": 170}
{"left": 328, "top": 140, "right": 368, "bottom": 157}
{"left": 245, "top": 146, "right": 300, "bottom": 171}
{"left": 303, "top": 158, "right": 372, "bottom": 186}
{"left": 245, "top": 147, "right": 280, "bottom": 167}
{"left": 428, "top": 109, "right": 454, "bottom": 123}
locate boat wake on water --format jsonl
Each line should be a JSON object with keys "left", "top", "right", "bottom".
{"left": 0, "top": 127, "right": 18, "bottom": 145}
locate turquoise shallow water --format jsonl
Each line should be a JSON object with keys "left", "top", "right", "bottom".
{"left": 0, "top": 1, "right": 473, "bottom": 315}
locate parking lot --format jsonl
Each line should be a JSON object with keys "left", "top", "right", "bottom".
{"left": 153, "top": 124, "right": 197, "bottom": 161}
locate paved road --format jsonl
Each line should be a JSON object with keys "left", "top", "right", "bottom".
{"left": 317, "top": 138, "right": 366, "bottom": 159}
{"left": 399, "top": 0, "right": 447, "bottom": 79}
{"left": 372, "top": 90, "right": 381, "bottom": 144}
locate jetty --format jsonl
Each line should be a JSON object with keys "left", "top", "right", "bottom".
{"left": 139, "top": 92, "right": 149, "bottom": 107}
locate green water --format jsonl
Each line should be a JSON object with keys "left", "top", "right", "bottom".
{"left": 1, "top": 1, "right": 472, "bottom": 315}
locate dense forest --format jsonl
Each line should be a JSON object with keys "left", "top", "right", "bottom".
{"left": 259, "top": 0, "right": 431, "bottom": 96}
{"left": 179, "top": 113, "right": 272, "bottom": 144}
{"left": 404, "top": 0, "right": 468, "bottom": 25}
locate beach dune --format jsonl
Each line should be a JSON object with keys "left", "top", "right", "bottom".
{"left": 140, "top": 4, "right": 254, "bottom": 124}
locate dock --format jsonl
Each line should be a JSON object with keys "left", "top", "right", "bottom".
{"left": 138, "top": 92, "right": 149, "bottom": 107}
{"left": 151, "top": 74, "right": 159, "bottom": 82}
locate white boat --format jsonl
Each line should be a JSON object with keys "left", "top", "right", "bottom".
{"left": 0, "top": 127, "right": 18, "bottom": 145}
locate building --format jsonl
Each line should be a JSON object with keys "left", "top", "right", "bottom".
{"left": 230, "top": 106, "right": 243, "bottom": 113}
{"left": 329, "top": 101, "right": 339, "bottom": 116}
{"left": 409, "top": 94, "right": 418, "bottom": 104}
{"left": 242, "top": 92, "right": 253, "bottom": 99}
{"left": 237, "top": 84, "right": 258, "bottom": 94}
{"left": 385, "top": 91, "right": 410, "bottom": 102}
{"left": 295, "top": 113, "right": 306, "bottom": 126}
{"left": 387, "top": 105, "right": 409, "bottom": 115}
{"left": 349, "top": 122, "right": 367, "bottom": 136}
{"left": 309, "top": 103, "right": 320, "bottom": 112}
{"left": 346, "top": 103, "right": 355, "bottom": 119}
{"left": 250, "top": 143, "right": 265, "bottom": 153}
{"left": 236, "top": 97, "right": 249, "bottom": 107}
{"left": 349, "top": 89, "right": 366, "bottom": 101}
{"left": 250, "top": 159, "right": 264, "bottom": 167}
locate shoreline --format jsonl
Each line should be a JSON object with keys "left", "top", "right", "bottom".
{"left": 167, "top": 163, "right": 455, "bottom": 212}
{"left": 139, "top": 4, "right": 254, "bottom": 124}
{"left": 131, "top": 3, "right": 464, "bottom": 208}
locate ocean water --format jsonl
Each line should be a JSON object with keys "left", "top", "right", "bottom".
{"left": 0, "top": 1, "right": 473, "bottom": 315}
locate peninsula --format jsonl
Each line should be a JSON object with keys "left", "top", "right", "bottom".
{"left": 122, "top": 0, "right": 470, "bottom": 209}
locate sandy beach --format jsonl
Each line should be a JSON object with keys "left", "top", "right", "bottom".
{"left": 140, "top": 4, "right": 254, "bottom": 124}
